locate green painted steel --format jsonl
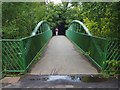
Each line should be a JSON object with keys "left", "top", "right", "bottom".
{"left": 1, "top": 21, "right": 52, "bottom": 76}
{"left": 1, "top": 19, "right": 119, "bottom": 77}
{"left": 31, "top": 20, "right": 51, "bottom": 36}
{"left": 104, "top": 39, "right": 120, "bottom": 74}
{"left": 68, "top": 20, "right": 92, "bottom": 36}
{"left": 66, "top": 20, "right": 120, "bottom": 73}
{"left": 2, "top": 39, "right": 25, "bottom": 73}
{"left": 21, "top": 30, "right": 52, "bottom": 71}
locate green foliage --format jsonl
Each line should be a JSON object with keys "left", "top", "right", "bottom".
{"left": 82, "top": 2, "right": 120, "bottom": 39}
{"left": 2, "top": 2, "right": 46, "bottom": 39}
{"left": 104, "top": 60, "right": 120, "bottom": 75}
{"left": 2, "top": 2, "right": 119, "bottom": 77}
{"left": 2, "top": 2, "right": 120, "bottom": 39}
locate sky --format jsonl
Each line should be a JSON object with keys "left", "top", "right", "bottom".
{"left": 50, "top": 0, "right": 62, "bottom": 4}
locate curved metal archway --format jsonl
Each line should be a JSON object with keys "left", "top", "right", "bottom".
{"left": 31, "top": 20, "right": 51, "bottom": 36}
{"left": 67, "top": 20, "right": 92, "bottom": 36}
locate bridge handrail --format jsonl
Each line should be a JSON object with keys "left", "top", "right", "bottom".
{"left": 66, "top": 20, "right": 120, "bottom": 74}
{"left": 31, "top": 20, "right": 51, "bottom": 36}
{"left": 68, "top": 20, "right": 92, "bottom": 36}
{"left": 1, "top": 20, "right": 52, "bottom": 78}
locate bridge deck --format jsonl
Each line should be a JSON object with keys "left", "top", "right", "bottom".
{"left": 30, "top": 36, "right": 98, "bottom": 74}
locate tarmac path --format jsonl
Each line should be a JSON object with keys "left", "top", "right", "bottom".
{"left": 30, "top": 36, "right": 98, "bottom": 75}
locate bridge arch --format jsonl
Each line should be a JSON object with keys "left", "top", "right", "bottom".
{"left": 31, "top": 20, "right": 51, "bottom": 36}
{"left": 67, "top": 20, "right": 92, "bottom": 36}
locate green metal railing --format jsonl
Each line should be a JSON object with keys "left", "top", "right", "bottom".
{"left": 1, "top": 19, "right": 119, "bottom": 78}
{"left": 1, "top": 21, "right": 52, "bottom": 76}
{"left": 105, "top": 39, "right": 120, "bottom": 74}
{"left": 66, "top": 20, "right": 120, "bottom": 74}
{"left": 2, "top": 39, "right": 25, "bottom": 73}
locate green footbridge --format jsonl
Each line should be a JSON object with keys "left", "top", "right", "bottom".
{"left": 1, "top": 20, "right": 120, "bottom": 77}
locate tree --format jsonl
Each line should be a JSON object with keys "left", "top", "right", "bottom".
{"left": 81, "top": 2, "right": 120, "bottom": 39}
{"left": 2, "top": 2, "right": 46, "bottom": 39}
{"left": 2, "top": 2, "right": 120, "bottom": 39}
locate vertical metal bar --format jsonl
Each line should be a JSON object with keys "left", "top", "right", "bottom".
{"left": 20, "top": 39, "right": 26, "bottom": 72}
{"left": 102, "top": 39, "right": 109, "bottom": 70}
